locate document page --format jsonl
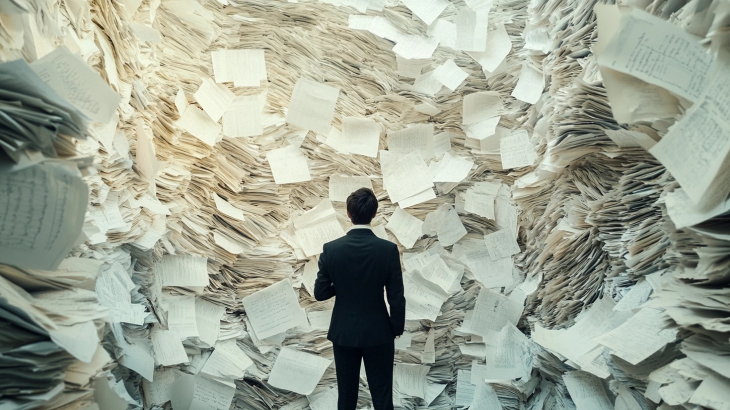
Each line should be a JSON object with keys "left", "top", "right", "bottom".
{"left": 341, "top": 117, "right": 381, "bottom": 157}
{"left": 328, "top": 175, "right": 373, "bottom": 202}
{"left": 286, "top": 78, "right": 339, "bottom": 134}
{"left": 594, "top": 307, "right": 678, "bottom": 365}
{"left": 31, "top": 46, "right": 120, "bottom": 123}
{"left": 266, "top": 145, "right": 312, "bottom": 184}
{"left": 222, "top": 95, "right": 263, "bottom": 138}
{"left": 483, "top": 229, "right": 520, "bottom": 260}
{"left": 387, "top": 124, "right": 434, "bottom": 160}
{"left": 154, "top": 255, "right": 209, "bottom": 288}
{"left": 0, "top": 163, "right": 88, "bottom": 271}
{"left": 151, "top": 328, "right": 189, "bottom": 366}
{"left": 193, "top": 77, "right": 235, "bottom": 123}
{"left": 467, "top": 23, "right": 512, "bottom": 73}
{"left": 500, "top": 130, "right": 537, "bottom": 169}
{"left": 170, "top": 374, "right": 236, "bottom": 410}
{"left": 462, "top": 91, "right": 502, "bottom": 125}
{"left": 563, "top": 371, "right": 613, "bottom": 410}
{"left": 268, "top": 347, "right": 332, "bottom": 395}
{"left": 394, "top": 363, "right": 429, "bottom": 398}
{"left": 597, "top": 9, "right": 713, "bottom": 102}
{"left": 241, "top": 279, "right": 309, "bottom": 340}
{"left": 469, "top": 289, "right": 523, "bottom": 336}
{"left": 386, "top": 207, "right": 424, "bottom": 249}
{"left": 432, "top": 59, "right": 468, "bottom": 91}
{"left": 485, "top": 323, "right": 532, "bottom": 380}
{"left": 511, "top": 63, "right": 544, "bottom": 104}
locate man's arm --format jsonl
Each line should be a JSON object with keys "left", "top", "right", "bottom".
{"left": 385, "top": 245, "right": 406, "bottom": 337}
{"left": 314, "top": 245, "right": 336, "bottom": 301}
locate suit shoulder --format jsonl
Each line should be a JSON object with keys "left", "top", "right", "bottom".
{"left": 325, "top": 235, "right": 349, "bottom": 249}
{"left": 372, "top": 236, "right": 398, "bottom": 251}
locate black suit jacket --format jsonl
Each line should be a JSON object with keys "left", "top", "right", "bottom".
{"left": 314, "top": 228, "right": 406, "bottom": 347}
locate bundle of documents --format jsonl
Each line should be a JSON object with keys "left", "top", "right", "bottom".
{"left": 1, "top": 0, "right": 730, "bottom": 409}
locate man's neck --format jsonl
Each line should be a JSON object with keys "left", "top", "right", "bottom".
{"left": 350, "top": 224, "right": 371, "bottom": 229}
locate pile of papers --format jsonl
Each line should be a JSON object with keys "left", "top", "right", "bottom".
{"left": 1, "top": 0, "right": 730, "bottom": 409}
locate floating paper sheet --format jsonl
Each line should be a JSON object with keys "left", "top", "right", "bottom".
{"left": 401, "top": 0, "right": 448, "bottom": 25}
{"left": 386, "top": 207, "right": 424, "bottom": 249}
{"left": 241, "top": 279, "right": 308, "bottom": 340}
{"left": 222, "top": 95, "right": 263, "bottom": 137}
{"left": 455, "top": 10, "right": 488, "bottom": 52}
{"left": 328, "top": 175, "right": 373, "bottom": 202}
{"left": 31, "top": 46, "right": 121, "bottom": 123}
{"left": 211, "top": 49, "right": 267, "bottom": 87}
{"left": 178, "top": 105, "right": 222, "bottom": 146}
{"left": 511, "top": 63, "right": 544, "bottom": 104}
{"left": 170, "top": 374, "right": 236, "bottom": 410}
{"left": 383, "top": 152, "right": 433, "bottom": 204}
{"left": 286, "top": 78, "right": 340, "bottom": 134}
{"left": 0, "top": 163, "right": 88, "bottom": 271}
{"left": 387, "top": 124, "right": 434, "bottom": 160}
{"left": 467, "top": 23, "right": 512, "bottom": 73}
{"left": 462, "top": 91, "right": 503, "bottom": 125}
{"left": 393, "top": 35, "right": 439, "bottom": 60}
{"left": 268, "top": 347, "right": 332, "bottom": 395}
{"left": 563, "top": 371, "right": 613, "bottom": 410}
{"left": 597, "top": 9, "right": 713, "bottom": 102}
{"left": 151, "top": 328, "right": 189, "bottom": 366}
{"left": 194, "top": 77, "right": 235, "bottom": 123}
{"left": 394, "top": 363, "right": 429, "bottom": 398}
{"left": 154, "top": 255, "right": 209, "bottom": 288}
{"left": 500, "top": 130, "right": 537, "bottom": 169}
{"left": 432, "top": 59, "right": 468, "bottom": 92}
{"left": 432, "top": 152, "right": 473, "bottom": 183}
{"left": 340, "top": 117, "right": 381, "bottom": 157}
{"left": 267, "top": 145, "right": 312, "bottom": 184}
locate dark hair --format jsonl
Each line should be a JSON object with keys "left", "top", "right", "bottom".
{"left": 346, "top": 188, "right": 378, "bottom": 225}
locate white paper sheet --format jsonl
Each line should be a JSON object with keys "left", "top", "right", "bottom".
{"left": 340, "top": 117, "right": 381, "bottom": 157}
{"left": 194, "top": 77, "right": 235, "bottom": 123}
{"left": 386, "top": 207, "right": 424, "bottom": 249}
{"left": 267, "top": 145, "right": 312, "bottom": 184}
{"left": 178, "top": 105, "right": 222, "bottom": 146}
{"left": 387, "top": 124, "right": 434, "bottom": 160}
{"left": 500, "top": 129, "right": 537, "bottom": 169}
{"left": 432, "top": 59, "right": 468, "bottom": 91}
{"left": 394, "top": 363, "right": 429, "bottom": 398}
{"left": 151, "top": 328, "right": 189, "bottom": 366}
{"left": 467, "top": 23, "right": 512, "bottom": 73}
{"left": 31, "top": 46, "right": 121, "bottom": 123}
{"left": 597, "top": 9, "right": 713, "bottom": 102}
{"left": 286, "top": 78, "right": 340, "bottom": 134}
{"left": 222, "top": 94, "right": 263, "bottom": 137}
{"left": 241, "top": 279, "right": 309, "bottom": 340}
{"left": 511, "top": 63, "right": 544, "bottom": 104}
{"left": 268, "top": 347, "right": 332, "bottom": 395}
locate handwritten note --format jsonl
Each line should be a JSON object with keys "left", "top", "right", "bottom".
{"left": 31, "top": 46, "right": 120, "bottom": 123}
{"left": 500, "top": 129, "right": 537, "bottom": 169}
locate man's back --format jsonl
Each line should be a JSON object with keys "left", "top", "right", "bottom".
{"left": 313, "top": 187, "right": 404, "bottom": 410}
{"left": 314, "top": 229, "right": 405, "bottom": 347}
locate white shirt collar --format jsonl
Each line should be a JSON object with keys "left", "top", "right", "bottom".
{"left": 350, "top": 224, "right": 372, "bottom": 230}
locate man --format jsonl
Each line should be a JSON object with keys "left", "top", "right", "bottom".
{"left": 314, "top": 188, "right": 406, "bottom": 410}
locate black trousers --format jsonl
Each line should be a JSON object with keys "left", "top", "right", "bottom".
{"left": 332, "top": 341, "right": 394, "bottom": 410}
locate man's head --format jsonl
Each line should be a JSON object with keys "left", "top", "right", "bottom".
{"left": 346, "top": 188, "right": 378, "bottom": 225}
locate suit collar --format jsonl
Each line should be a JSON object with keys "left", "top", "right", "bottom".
{"left": 347, "top": 228, "right": 375, "bottom": 236}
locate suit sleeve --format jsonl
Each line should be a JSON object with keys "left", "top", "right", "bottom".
{"left": 313, "top": 245, "right": 336, "bottom": 301}
{"left": 386, "top": 245, "right": 406, "bottom": 337}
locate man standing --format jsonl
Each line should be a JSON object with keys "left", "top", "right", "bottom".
{"left": 314, "top": 188, "right": 406, "bottom": 410}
